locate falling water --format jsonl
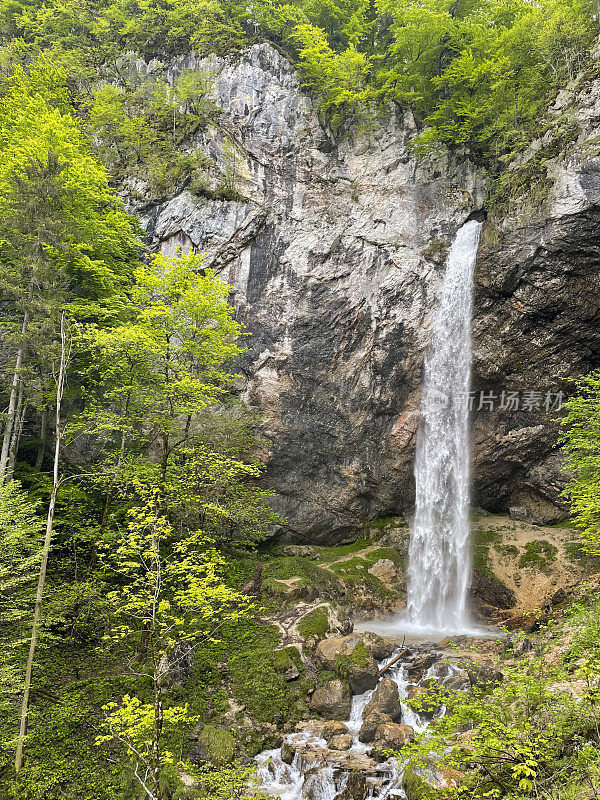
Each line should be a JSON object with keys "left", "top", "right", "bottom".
{"left": 406, "top": 220, "right": 483, "bottom": 633}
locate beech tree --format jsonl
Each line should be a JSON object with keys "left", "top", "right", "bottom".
{"left": 96, "top": 495, "right": 252, "bottom": 800}
{"left": 0, "top": 481, "right": 43, "bottom": 711}
{"left": 78, "top": 251, "right": 275, "bottom": 544}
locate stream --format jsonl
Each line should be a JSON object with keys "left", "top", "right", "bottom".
{"left": 256, "top": 645, "right": 461, "bottom": 800}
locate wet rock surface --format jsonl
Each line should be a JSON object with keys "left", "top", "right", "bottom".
{"left": 372, "top": 722, "right": 415, "bottom": 754}
{"left": 363, "top": 678, "right": 403, "bottom": 721}
{"left": 471, "top": 569, "right": 516, "bottom": 611}
{"left": 314, "top": 634, "right": 385, "bottom": 693}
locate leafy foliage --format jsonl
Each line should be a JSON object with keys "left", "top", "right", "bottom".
{"left": 560, "top": 371, "right": 600, "bottom": 557}
{"left": 403, "top": 627, "right": 600, "bottom": 797}
{"left": 0, "top": 482, "right": 43, "bottom": 704}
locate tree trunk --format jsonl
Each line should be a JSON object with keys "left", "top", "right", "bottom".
{"left": 0, "top": 276, "right": 34, "bottom": 484}
{"left": 87, "top": 422, "right": 129, "bottom": 576}
{"left": 7, "top": 389, "right": 27, "bottom": 481}
{"left": 152, "top": 682, "right": 163, "bottom": 800}
{"left": 150, "top": 520, "right": 163, "bottom": 800}
{"left": 15, "top": 313, "right": 69, "bottom": 774}
{"left": 34, "top": 408, "right": 48, "bottom": 471}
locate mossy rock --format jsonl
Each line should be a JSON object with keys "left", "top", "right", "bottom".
{"left": 272, "top": 646, "right": 303, "bottom": 677}
{"left": 298, "top": 606, "right": 330, "bottom": 641}
{"left": 402, "top": 766, "right": 435, "bottom": 799}
{"left": 333, "top": 647, "right": 368, "bottom": 680}
{"left": 472, "top": 527, "right": 502, "bottom": 577}
{"left": 263, "top": 577, "right": 290, "bottom": 597}
{"left": 227, "top": 620, "right": 313, "bottom": 725}
{"left": 333, "top": 642, "right": 378, "bottom": 693}
{"left": 197, "top": 725, "right": 235, "bottom": 766}
{"left": 350, "top": 641, "right": 370, "bottom": 667}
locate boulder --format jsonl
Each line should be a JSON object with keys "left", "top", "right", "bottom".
{"left": 273, "top": 646, "right": 302, "bottom": 681}
{"left": 406, "top": 653, "right": 437, "bottom": 682}
{"left": 470, "top": 569, "right": 516, "bottom": 610}
{"left": 363, "top": 678, "right": 402, "bottom": 721}
{"left": 315, "top": 636, "right": 356, "bottom": 669}
{"left": 372, "top": 722, "right": 414, "bottom": 753}
{"left": 309, "top": 679, "right": 352, "bottom": 720}
{"left": 359, "top": 709, "right": 392, "bottom": 743}
{"left": 550, "top": 587, "right": 568, "bottom": 606}
{"left": 443, "top": 673, "right": 470, "bottom": 692}
{"left": 322, "top": 720, "right": 349, "bottom": 739}
{"left": 191, "top": 725, "right": 235, "bottom": 766}
{"left": 329, "top": 734, "right": 353, "bottom": 751}
{"left": 367, "top": 558, "right": 398, "bottom": 585}
{"left": 346, "top": 647, "right": 380, "bottom": 693}
{"left": 335, "top": 771, "right": 369, "bottom": 800}
{"left": 314, "top": 636, "right": 379, "bottom": 694}
{"left": 466, "top": 663, "right": 504, "bottom": 690}
{"left": 157, "top": 639, "right": 194, "bottom": 688}
{"left": 281, "top": 741, "right": 295, "bottom": 764}
{"left": 359, "top": 632, "right": 397, "bottom": 661}
{"left": 298, "top": 606, "right": 332, "bottom": 644}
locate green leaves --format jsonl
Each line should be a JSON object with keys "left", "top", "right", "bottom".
{"left": 402, "top": 652, "right": 596, "bottom": 798}
{"left": 0, "top": 481, "right": 43, "bottom": 701}
{"left": 559, "top": 371, "right": 600, "bottom": 557}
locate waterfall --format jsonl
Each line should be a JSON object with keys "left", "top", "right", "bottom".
{"left": 405, "top": 220, "right": 482, "bottom": 633}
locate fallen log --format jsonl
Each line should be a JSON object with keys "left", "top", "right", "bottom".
{"left": 379, "top": 645, "right": 411, "bottom": 676}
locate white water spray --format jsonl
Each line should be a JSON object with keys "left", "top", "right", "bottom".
{"left": 405, "top": 219, "right": 482, "bottom": 633}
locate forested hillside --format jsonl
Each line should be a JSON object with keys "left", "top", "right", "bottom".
{"left": 1, "top": 0, "right": 597, "bottom": 178}
{"left": 2, "top": 0, "right": 600, "bottom": 799}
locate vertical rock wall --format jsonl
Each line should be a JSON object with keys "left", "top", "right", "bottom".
{"left": 134, "top": 44, "right": 600, "bottom": 541}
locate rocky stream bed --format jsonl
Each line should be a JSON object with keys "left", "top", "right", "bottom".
{"left": 255, "top": 632, "right": 502, "bottom": 800}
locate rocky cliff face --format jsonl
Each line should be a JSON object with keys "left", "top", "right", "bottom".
{"left": 473, "top": 76, "right": 600, "bottom": 521}
{"left": 133, "top": 43, "right": 600, "bottom": 542}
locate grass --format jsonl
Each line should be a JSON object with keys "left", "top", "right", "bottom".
{"left": 518, "top": 540, "right": 558, "bottom": 572}
{"left": 365, "top": 516, "right": 402, "bottom": 530}
{"left": 472, "top": 527, "right": 502, "bottom": 577}
{"left": 564, "top": 539, "right": 600, "bottom": 572}
{"left": 259, "top": 542, "right": 405, "bottom": 607}
{"left": 496, "top": 543, "right": 519, "bottom": 558}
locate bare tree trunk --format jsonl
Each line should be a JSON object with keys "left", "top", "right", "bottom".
{"left": 15, "top": 314, "right": 69, "bottom": 774}
{"left": 151, "top": 521, "right": 163, "bottom": 800}
{"left": 7, "top": 387, "right": 27, "bottom": 480}
{"left": 152, "top": 680, "right": 163, "bottom": 800}
{"left": 35, "top": 408, "right": 48, "bottom": 471}
{"left": 0, "top": 277, "right": 34, "bottom": 484}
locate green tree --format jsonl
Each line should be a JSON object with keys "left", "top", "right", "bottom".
{"left": 560, "top": 371, "right": 600, "bottom": 557}
{"left": 0, "top": 59, "right": 140, "bottom": 481}
{"left": 402, "top": 649, "right": 600, "bottom": 797}
{"left": 95, "top": 493, "right": 253, "bottom": 800}
{"left": 0, "top": 481, "right": 43, "bottom": 710}
{"left": 78, "top": 250, "right": 275, "bottom": 544}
